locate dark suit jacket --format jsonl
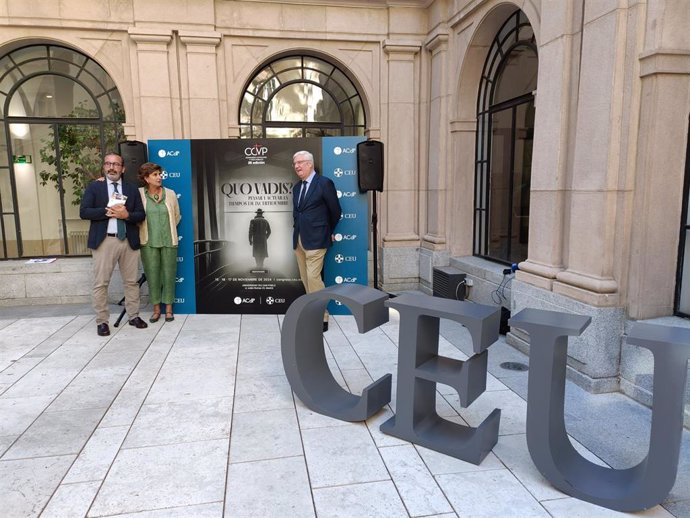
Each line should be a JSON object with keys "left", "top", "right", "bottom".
{"left": 292, "top": 173, "right": 342, "bottom": 250}
{"left": 80, "top": 178, "right": 146, "bottom": 250}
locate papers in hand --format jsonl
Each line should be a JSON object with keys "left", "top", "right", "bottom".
{"left": 107, "top": 192, "right": 127, "bottom": 207}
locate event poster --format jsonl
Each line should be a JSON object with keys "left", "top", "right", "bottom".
{"left": 148, "top": 137, "right": 367, "bottom": 315}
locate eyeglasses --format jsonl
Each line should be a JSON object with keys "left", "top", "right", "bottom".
{"left": 103, "top": 161, "right": 123, "bottom": 167}
{"left": 293, "top": 160, "right": 311, "bottom": 166}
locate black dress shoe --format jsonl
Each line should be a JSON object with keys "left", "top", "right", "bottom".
{"left": 128, "top": 316, "right": 148, "bottom": 329}
{"left": 97, "top": 323, "right": 110, "bottom": 336}
{"left": 323, "top": 321, "right": 329, "bottom": 332}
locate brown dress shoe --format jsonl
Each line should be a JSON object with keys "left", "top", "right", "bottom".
{"left": 97, "top": 323, "right": 110, "bottom": 336}
{"left": 128, "top": 316, "right": 148, "bottom": 329}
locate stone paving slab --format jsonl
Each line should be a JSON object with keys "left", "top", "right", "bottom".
{"left": 0, "top": 308, "right": 687, "bottom": 517}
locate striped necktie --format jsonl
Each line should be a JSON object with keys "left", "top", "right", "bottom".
{"left": 112, "top": 182, "right": 126, "bottom": 240}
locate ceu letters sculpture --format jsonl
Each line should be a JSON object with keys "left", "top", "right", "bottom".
{"left": 280, "top": 285, "right": 690, "bottom": 512}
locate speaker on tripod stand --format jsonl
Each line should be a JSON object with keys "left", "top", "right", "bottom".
{"left": 118, "top": 140, "right": 148, "bottom": 179}
{"left": 357, "top": 140, "right": 384, "bottom": 290}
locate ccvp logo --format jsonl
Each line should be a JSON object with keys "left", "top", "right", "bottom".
{"left": 244, "top": 144, "right": 268, "bottom": 158}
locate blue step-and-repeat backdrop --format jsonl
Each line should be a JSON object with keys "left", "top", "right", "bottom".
{"left": 147, "top": 137, "right": 368, "bottom": 315}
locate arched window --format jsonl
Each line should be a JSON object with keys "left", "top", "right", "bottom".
{"left": 474, "top": 10, "right": 538, "bottom": 264}
{"left": 0, "top": 44, "right": 125, "bottom": 258}
{"left": 239, "top": 55, "right": 365, "bottom": 138}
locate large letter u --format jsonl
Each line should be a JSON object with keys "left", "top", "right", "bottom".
{"left": 510, "top": 308, "right": 690, "bottom": 512}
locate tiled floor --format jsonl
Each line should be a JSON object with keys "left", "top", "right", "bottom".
{"left": 0, "top": 304, "right": 688, "bottom": 517}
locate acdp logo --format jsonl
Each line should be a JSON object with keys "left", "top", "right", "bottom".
{"left": 335, "top": 276, "right": 358, "bottom": 284}
{"left": 234, "top": 297, "right": 256, "bottom": 305}
{"left": 157, "top": 149, "right": 181, "bottom": 158}
{"left": 334, "top": 233, "right": 357, "bottom": 241}
{"left": 337, "top": 190, "right": 357, "bottom": 198}
{"left": 333, "top": 146, "right": 356, "bottom": 155}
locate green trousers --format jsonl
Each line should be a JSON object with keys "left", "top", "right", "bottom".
{"left": 140, "top": 246, "right": 178, "bottom": 305}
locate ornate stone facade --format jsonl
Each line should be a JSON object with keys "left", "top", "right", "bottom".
{"left": 1, "top": 0, "right": 689, "bottom": 416}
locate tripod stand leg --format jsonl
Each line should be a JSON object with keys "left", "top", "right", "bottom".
{"left": 113, "top": 273, "right": 147, "bottom": 327}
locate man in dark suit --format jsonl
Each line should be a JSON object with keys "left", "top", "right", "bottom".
{"left": 80, "top": 152, "right": 148, "bottom": 336}
{"left": 292, "top": 150, "right": 342, "bottom": 331}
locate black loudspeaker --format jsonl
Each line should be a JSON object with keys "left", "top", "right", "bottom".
{"left": 357, "top": 140, "right": 384, "bottom": 192}
{"left": 118, "top": 140, "right": 148, "bottom": 178}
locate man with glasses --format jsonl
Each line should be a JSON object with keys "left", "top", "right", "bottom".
{"left": 80, "top": 152, "right": 148, "bottom": 336}
{"left": 292, "top": 150, "right": 342, "bottom": 332}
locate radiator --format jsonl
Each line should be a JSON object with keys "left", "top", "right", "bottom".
{"left": 69, "top": 231, "right": 89, "bottom": 255}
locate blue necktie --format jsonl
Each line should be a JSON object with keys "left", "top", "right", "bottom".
{"left": 112, "top": 182, "right": 126, "bottom": 240}
{"left": 298, "top": 181, "right": 307, "bottom": 208}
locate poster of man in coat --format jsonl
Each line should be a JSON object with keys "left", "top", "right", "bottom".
{"left": 249, "top": 208, "right": 271, "bottom": 270}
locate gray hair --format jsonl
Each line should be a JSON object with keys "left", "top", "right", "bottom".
{"left": 293, "top": 150, "right": 314, "bottom": 163}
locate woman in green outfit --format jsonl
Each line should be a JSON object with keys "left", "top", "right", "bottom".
{"left": 138, "top": 162, "right": 181, "bottom": 322}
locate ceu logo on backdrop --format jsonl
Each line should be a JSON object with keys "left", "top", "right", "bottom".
{"left": 333, "top": 146, "right": 355, "bottom": 155}
{"left": 335, "top": 276, "right": 358, "bottom": 284}
{"left": 157, "top": 149, "right": 181, "bottom": 158}
{"left": 334, "top": 254, "right": 356, "bottom": 264}
{"left": 175, "top": 277, "right": 185, "bottom": 283}
{"left": 333, "top": 168, "right": 355, "bottom": 178}
{"left": 160, "top": 170, "right": 168, "bottom": 180}
{"left": 341, "top": 213, "right": 357, "bottom": 219}
{"left": 266, "top": 296, "right": 286, "bottom": 305}
{"left": 334, "top": 233, "right": 357, "bottom": 242}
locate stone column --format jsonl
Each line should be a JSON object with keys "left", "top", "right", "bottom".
{"left": 178, "top": 31, "right": 222, "bottom": 139}
{"left": 552, "top": 4, "right": 638, "bottom": 307}
{"left": 127, "top": 29, "right": 176, "bottom": 140}
{"left": 380, "top": 40, "right": 422, "bottom": 291}
{"left": 627, "top": 0, "right": 690, "bottom": 319}
{"left": 420, "top": 32, "right": 451, "bottom": 289}
{"left": 517, "top": 2, "right": 583, "bottom": 290}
